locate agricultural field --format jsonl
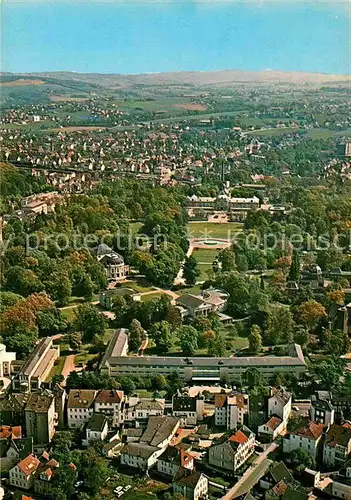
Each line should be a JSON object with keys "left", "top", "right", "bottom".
{"left": 188, "top": 221, "right": 243, "bottom": 239}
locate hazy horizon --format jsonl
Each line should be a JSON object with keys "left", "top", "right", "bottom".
{"left": 2, "top": 1, "right": 349, "bottom": 75}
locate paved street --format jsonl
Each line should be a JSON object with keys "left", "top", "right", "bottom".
{"left": 221, "top": 442, "right": 277, "bottom": 499}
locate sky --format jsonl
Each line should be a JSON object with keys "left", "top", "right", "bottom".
{"left": 2, "top": 1, "right": 349, "bottom": 75}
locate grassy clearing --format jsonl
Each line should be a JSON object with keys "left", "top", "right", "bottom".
{"left": 60, "top": 307, "right": 78, "bottom": 321}
{"left": 245, "top": 127, "right": 303, "bottom": 137}
{"left": 193, "top": 248, "right": 219, "bottom": 263}
{"left": 197, "top": 263, "right": 213, "bottom": 281}
{"left": 175, "top": 284, "right": 202, "bottom": 296}
{"left": 126, "top": 281, "right": 155, "bottom": 293}
{"left": 188, "top": 222, "right": 243, "bottom": 239}
{"left": 103, "top": 328, "right": 115, "bottom": 343}
{"left": 140, "top": 292, "right": 163, "bottom": 302}
{"left": 45, "top": 357, "right": 66, "bottom": 382}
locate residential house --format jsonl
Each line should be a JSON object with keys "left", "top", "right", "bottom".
{"left": 34, "top": 458, "right": 60, "bottom": 496}
{"left": 0, "top": 436, "right": 33, "bottom": 470}
{"left": 323, "top": 424, "right": 351, "bottom": 467}
{"left": 208, "top": 426, "right": 255, "bottom": 472}
{"left": 172, "top": 390, "right": 204, "bottom": 426}
{"left": 0, "top": 392, "right": 57, "bottom": 447}
{"left": 83, "top": 413, "right": 109, "bottom": 446}
{"left": 268, "top": 388, "right": 292, "bottom": 423}
{"left": 67, "top": 389, "right": 96, "bottom": 429}
{"left": 214, "top": 393, "right": 249, "bottom": 430}
{"left": 260, "top": 461, "right": 293, "bottom": 491}
{"left": 103, "top": 437, "right": 123, "bottom": 458}
{"left": 120, "top": 416, "right": 180, "bottom": 470}
{"left": 9, "top": 454, "right": 40, "bottom": 490}
{"left": 156, "top": 446, "right": 194, "bottom": 478}
{"left": 283, "top": 421, "right": 325, "bottom": 460}
{"left": 24, "top": 393, "right": 56, "bottom": 446}
{"left": 173, "top": 469, "right": 208, "bottom": 500}
{"left": 258, "top": 416, "right": 287, "bottom": 442}
{"left": 310, "top": 392, "right": 335, "bottom": 425}
{"left": 94, "top": 389, "right": 124, "bottom": 427}
{"left": 123, "top": 396, "right": 165, "bottom": 425}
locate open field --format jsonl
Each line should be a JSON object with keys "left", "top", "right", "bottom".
{"left": 49, "top": 94, "right": 89, "bottom": 102}
{"left": 1, "top": 79, "right": 45, "bottom": 87}
{"left": 188, "top": 221, "right": 243, "bottom": 239}
{"left": 173, "top": 103, "right": 207, "bottom": 111}
{"left": 48, "top": 126, "right": 106, "bottom": 133}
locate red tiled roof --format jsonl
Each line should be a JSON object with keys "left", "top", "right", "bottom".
{"left": 229, "top": 430, "right": 248, "bottom": 445}
{"left": 295, "top": 421, "right": 325, "bottom": 440}
{"left": 0, "top": 425, "right": 22, "bottom": 439}
{"left": 266, "top": 416, "right": 283, "bottom": 430}
{"left": 17, "top": 455, "right": 40, "bottom": 476}
{"left": 95, "top": 389, "right": 124, "bottom": 404}
{"left": 214, "top": 394, "right": 227, "bottom": 408}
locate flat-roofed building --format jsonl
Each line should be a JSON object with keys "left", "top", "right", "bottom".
{"left": 100, "top": 339, "right": 306, "bottom": 383}
{"left": 13, "top": 338, "right": 59, "bottom": 393}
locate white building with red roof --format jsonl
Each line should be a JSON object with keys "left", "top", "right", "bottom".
{"left": 283, "top": 420, "right": 325, "bottom": 460}
{"left": 258, "top": 416, "right": 286, "bottom": 441}
{"left": 9, "top": 454, "right": 40, "bottom": 490}
{"left": 208, "top": 425, "right": 255, "bottom": 472}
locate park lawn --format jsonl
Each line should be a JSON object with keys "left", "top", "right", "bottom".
{"left": 60, "top": 306, "right": 78, "bottom": 322}
{"left": 188, "top": 222, "right": 243, "bottom": 239}
{"left": 175, "top": 284, "right": 202, "bottom": 296}
{"left": 140, "top": 292, "right": 163, "bottom": 302}
{"left": 193, "top": 248, "right": 219, "bottom": 263}
{"left": 126, "top": 281, "right": 155, "bottom": 293}
{"left": 197, "top": 263, "right": 213, "bottom": 281}
{"left": 74, "top": 351, "right": 98, "bottom": 366}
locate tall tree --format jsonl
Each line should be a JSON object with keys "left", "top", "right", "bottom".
{"left": 74, "top": 304, "right": 105, "bottom": 342}
{"left": 129, "top": 318, "right": 145, "bottom": 352}
{"left": 248, "top": 324, "right": 262, "bottom": 354}
{"left": 177, "top": 325, "right": 198, "bottom": 356}
{"left": 183, "top": 256, "right": 199, "bottom": 286}
{"left": 288, "top": 249, "right": 301, "bottom": 282}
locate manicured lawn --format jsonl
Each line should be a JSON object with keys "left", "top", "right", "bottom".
{"left": 140, "top": 292, "right": 163, "bottom": 302}
{"left": 175, "top": 284, "right": 202, "bottom": 296}
{"left": 193, "top": 248, "right": 219, "bottom": 263}
{"left": 188, "top": 222, "right": 243, "bottom": 239}
{"left": 74, "top": 351, "right": 98, "bottom": 366}
{"left": 126, "top": 281, "right": 155, "bottom": 293}
{"left": 197, "top": 263, "right": 213, "bottom": 281}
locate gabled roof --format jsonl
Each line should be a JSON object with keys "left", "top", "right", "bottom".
{"left": 0, "top": 425, "right": 22, "bottom": 439}
{"left": 87, "top": 413, "right": 108, "bottom": 432}
{"left": 95, "top": 389, "right": 124, "bottom": 404}
{"left": 265, "top": 416, "right": 283, "bottom": 431}
{"left": 16, "top": 454, "right": 40, "bottom": 476}
{"left": 229, "top": 430, "right": 249, "bottom": 446}
{"left": 270, "top": 462, "right": 293, "bottom": 484}
{"left": 68, "top": 389, "right": 96, "bottom": 409}
{"left": 176, "top": 294, "right": 207, "bottom": 310}
{"left": 293, "top": 421, "right": 325, "bottom": 440}
{"left": 140, "top": 416, "right": 179, "bottom": 447}
{"left": 174, "top": 468, "right": 205, "bottom": 489}
{"left": 325, "top": 423, "right": 351, "bottom": 448}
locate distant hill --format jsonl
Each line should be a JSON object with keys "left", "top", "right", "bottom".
{"left": 1, "top": 69, "right": 349, "bottom": 89}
